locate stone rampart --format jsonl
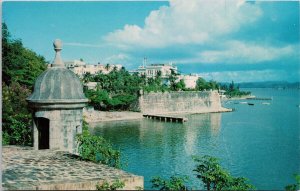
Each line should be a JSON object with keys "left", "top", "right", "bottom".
{"left": 138, "top": 90, "right": 228, "bottom": 114}
{"left": 2, "top": 146, "right": 143, "bottom": 190}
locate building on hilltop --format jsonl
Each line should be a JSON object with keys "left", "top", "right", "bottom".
{"left": 130, "top": 59, "right": 200, "bottom": 89}
{"left": 63, "top": 60, "right": 122, "bottom": 77}
{"left": 130, "top": 60, "right": 178, "bottom": 86}
{"left": 130, "top": 62, "right": 177, "bottom": 79}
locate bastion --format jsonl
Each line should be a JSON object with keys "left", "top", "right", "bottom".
{"left": 137, "top": 90, "right": 231, "bottom": 114}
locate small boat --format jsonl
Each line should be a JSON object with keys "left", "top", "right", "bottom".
{"left": 240, "top": 102, "right": 248, "bottom": 104}
{"left": 248, "top": 103, "right": 254, "bottom": 106}
{"left": 262, "top": 102, "right": 271, "bottom": 105}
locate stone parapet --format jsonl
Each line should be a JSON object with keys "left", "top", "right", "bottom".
{"left": 2, "top": 146, "right": 143, "bottom": 190}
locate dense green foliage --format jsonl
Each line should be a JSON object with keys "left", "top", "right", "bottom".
{"left": 2, "top": 23, "right": 47, "bottom": 145}
{"left": 195, "top": 78, "right": 220, "bottom": 91}
{"left": 151, "top": 155, "right": 255, "bottom": 191}
{"left": 196, "top": 78, "right": 251, "bottom": 98}
{"left": 220, "top": 81, "right": 251, "bottom": 98}
{"left": 96, "top": 179, "right": 125, "bottom": 190}
{"left": 151, "top": 176, "right": 189, "bottom": 191}
{"left": 193, "top": 155, "right": 255, "bottom": 190}
{"left": 2, "top": 23, "right": 46, "bottom": 87}
{"left": 83, "top": 68, "right": 140, "bottom": 111}
{"left": 76, "top": 120, "right": 122, "bottom": 168}
{"left": 285, "top": 174, "right": 300, "bottom": 191}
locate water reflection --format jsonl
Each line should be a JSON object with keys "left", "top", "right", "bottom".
{"left": 184, "top": 113, "right": 222, "bottom": 155}
{"left": 91, "top": 89, "right": 300, "bottom": 190}
{"left": 92, "top": 113, "right": 222, "bottom": 189}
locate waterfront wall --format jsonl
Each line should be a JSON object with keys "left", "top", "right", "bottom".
{"left": 138, "top": 90, "right": 227, "bottom": 114}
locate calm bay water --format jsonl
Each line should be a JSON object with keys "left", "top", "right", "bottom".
{"left": 91, "top": 88, "right": 300, "bottom": 190}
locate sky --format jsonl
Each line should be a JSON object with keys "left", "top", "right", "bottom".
{"left": 2, "top": 0, "right": 300, "bottom": 82}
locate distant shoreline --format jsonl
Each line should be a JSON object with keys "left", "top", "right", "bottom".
{"left": 222, "top": 95, "right": 255, "bottom": 101}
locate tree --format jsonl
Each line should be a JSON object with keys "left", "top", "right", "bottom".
{"left": 113, "top": 65, "right": 118, "bottom": 71}
{"left": 151, "top": 176, "right": 189, "bottom": 191}
{"left": 193, "top": 155, "right": 230, "bottom": 190}
{"left": 229, "top": 81, "right": 235, "bottom": 91}
{"left": 105, "top": 63, "right": 111, "bottom": 71}
{"left": 169, "top": 69, "right": 178, "bottom": 91}
{"left": 2, "top": 23, "right": 47, "bottom": 145}
{"left": 176, "top": 79, "right": 186, "bottom": 91}
{"left": 196, "top": 78, "right": 208, "bottom": 91}
{"left": 193, "top": 155, "right": 255, "bottom": 190}
{"left": 222, "top": 81, "right": 251, "bottom": 98}
{"left": 2, "top": 23, "right": 47, "bottom": 87}
{"left": 83, "top": 72, "right": 93, "bottom": 83}
{"left": 208, "top": 80, "right": 219, "bottom": 90}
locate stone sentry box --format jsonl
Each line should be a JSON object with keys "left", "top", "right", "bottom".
{"left": 27, "top": 39, "right": 88, "bottom": 154}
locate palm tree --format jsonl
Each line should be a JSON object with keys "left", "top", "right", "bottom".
{"left": 105, "top": 63, "right": 111, "bottom": 71}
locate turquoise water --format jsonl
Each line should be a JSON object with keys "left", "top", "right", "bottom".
{"left": 92, "top": 88, "right": 300, "bottom": 190}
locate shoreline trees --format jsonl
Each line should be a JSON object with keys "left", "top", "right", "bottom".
{"left": 150, "top": 155, "right": 255, "bottom": 191}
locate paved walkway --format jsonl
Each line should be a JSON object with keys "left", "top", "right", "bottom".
{"left": 2, "top": 146, "right": 143, "bottom": 190}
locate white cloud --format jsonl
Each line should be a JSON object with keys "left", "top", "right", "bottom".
{"left": 64, "top": 42, "right": 105, "bottom": 48}
{"left": 102, "top": 53, "right": 130, "bottom": 64}
{"left": 100, "top": 0, "right": 298, "bottom": 77}
{"left": 197, "top": 41, "right": 297, "bottom": 64}
{"left": 199, "top": 69, "right": 297, "bottom": 82}
{"left": 104, "top": 0, "right": 262, "bottom": 48}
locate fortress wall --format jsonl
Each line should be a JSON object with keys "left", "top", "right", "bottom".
{"left": 138, "top": 90, "right": 225, "bottom": 114}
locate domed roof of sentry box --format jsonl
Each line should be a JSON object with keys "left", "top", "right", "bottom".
{"left": 27, "top": 39, "right": 88, "bottom": 107}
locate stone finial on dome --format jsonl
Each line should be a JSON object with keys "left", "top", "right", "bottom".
{"left": 51, "top": 39, "right": 64, "bottom": 67}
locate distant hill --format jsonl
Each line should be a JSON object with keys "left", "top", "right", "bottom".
{"left": 220, "top": 81, "right": 300, "bottom": 89}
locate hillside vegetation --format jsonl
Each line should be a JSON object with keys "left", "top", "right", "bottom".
{"left": 2, "top": 23, "right": 47, "bottom": 145}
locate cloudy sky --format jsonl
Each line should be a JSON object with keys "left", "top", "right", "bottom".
{"left": 3, "top": 0, "right": 299, "bottom": 82}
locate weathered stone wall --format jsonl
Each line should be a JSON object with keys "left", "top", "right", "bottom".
{"left": 2, "top": 146, "right": 144, "bottom": 190}
{"left": 138, "top": 90, "right": 224, "bottom": 114}
{"left": 33, "top": 108, "right": 83, "bottom": 153}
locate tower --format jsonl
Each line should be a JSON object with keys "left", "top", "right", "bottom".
{"left": 27, "top": 39, "right": 88, "bottom": 153}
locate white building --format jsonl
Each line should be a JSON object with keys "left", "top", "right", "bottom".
{"left": 130, "top": 61, "right": 200, "bottom": 89}
{"left": 131, "top": 63, "right": 178, "bottom": 79}
{"left": 178, "top": 74, "right": 200, "bottom": 89}
{"left": 64, "top": 60, "right": 122, "bottom": 76}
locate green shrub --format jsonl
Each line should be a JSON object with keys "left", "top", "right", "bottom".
{"left": 2, "top": 82, "right": 33, "bottom": 145}
{"left": 285, "top": 174, "right": 300, "bottom": 191}
{"left": 76, "top": 120, "right": 122, "bottom": 168}
{"left": 96, "top": 179, "right": 125, "bottom": 190}
{"left": 193, "top": 155, "right": 255, "bottom": 190}
{"left": 150, "top": 176, "right": 189, "bottom": 191}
